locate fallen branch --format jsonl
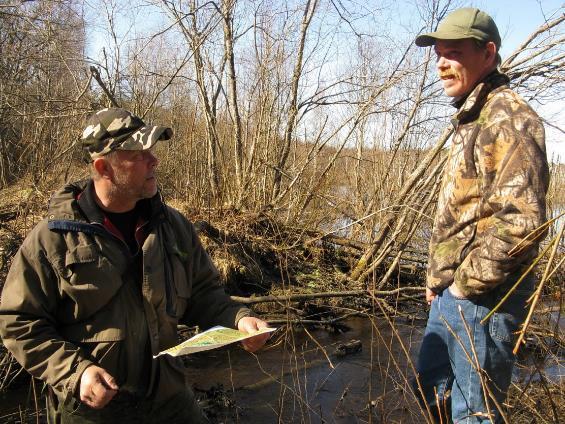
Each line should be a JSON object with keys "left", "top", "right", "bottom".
{"left": 230, "top": 286, "right": 424, "bottom": 305}
{"left": 266, "top": 311, "right": 364, "bottom": 326}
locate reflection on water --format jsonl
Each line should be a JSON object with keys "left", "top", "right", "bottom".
{"left": 515, "top": 304, "right": 564, "bottom": 384}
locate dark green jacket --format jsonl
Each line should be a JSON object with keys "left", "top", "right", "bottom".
{"left": 0, "top": 180, "right": 251, "bottom": 403}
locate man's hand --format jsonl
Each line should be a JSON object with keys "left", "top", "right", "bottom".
{"left": 79, "top": 365, "right": 118, "bottom": 409}
{"left": 448, "top": 284, "right": 466, "bottom": 299}
{"left": 426, "top": 288, "right": 437, "bottom": 305}
{"left": 237, "top": 316, "right": 270, "bottom": 352}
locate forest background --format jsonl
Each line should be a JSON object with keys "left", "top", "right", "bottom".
{"left": 0, "top": 0, "right": 563, "bottom": 422}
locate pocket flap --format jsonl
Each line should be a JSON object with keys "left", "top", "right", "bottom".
{"left": 65, "top": 244, "right": 99, "bottom": 267}
{"left": 60, "top": 325, "right": 125, "bottom": 343}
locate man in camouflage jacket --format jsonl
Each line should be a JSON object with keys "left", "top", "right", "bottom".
{"left": 0, "top": 108, "right": 270, "bottom": 423}
{"left": 413, "top": 8, "right": 549, "bottom": 423}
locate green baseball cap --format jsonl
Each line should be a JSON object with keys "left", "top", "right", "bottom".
{"left": 415, "top": 8, "right": 501, "bottom": 48}
{"left": 81, "top": 108, "right": 173, "bottom": 162}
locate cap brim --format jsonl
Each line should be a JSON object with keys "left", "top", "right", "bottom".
{"left": 415, "top": 33, "right": 438, "bottom": 47}
{"left": 415, "top": 30, "right": 478, "bottom": 47}
{"left": 118, "top": 125, "right": 173, "bottom": 151}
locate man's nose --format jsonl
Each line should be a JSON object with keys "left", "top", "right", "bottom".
{"left": 436, "top": 56, "right": 448, "bottom": 70}
{"left": 147, "top": 151, "right": 158, "bottom": 167}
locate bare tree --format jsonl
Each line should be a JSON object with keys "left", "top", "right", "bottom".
{"left": 271, "top": 0, "right": 319, "bottom": 200}
{"left": 0, "top": 0, "right": 87, "bottom": 188}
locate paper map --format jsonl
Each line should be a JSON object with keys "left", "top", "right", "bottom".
{"left": 154, "top": 326, "right": 276, "bottom": 357}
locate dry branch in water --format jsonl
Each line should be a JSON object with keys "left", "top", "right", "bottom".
{"left": 230, "top": 286, "right": 424, "bottom": 305}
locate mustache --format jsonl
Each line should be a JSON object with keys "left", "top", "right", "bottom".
{"left": 439, "top": 70, "right": 459, "bottom": 79}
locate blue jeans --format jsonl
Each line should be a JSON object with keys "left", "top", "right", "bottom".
{"left": 414, "top": 279, "right": 533, "bottom": 423}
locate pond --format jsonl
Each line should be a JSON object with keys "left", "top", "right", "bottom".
{"left": 185, "top": 312, "right": 563, "bottom": 423}
{"left": 0, "top": 317, "right": 425, "bottom": 423}
{"left": 185, "top": 317, "right": 425, "bottom": 423}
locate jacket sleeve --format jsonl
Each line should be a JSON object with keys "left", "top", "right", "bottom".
{"left": 453, "top": 105, "right": 549, "bottom": 297}
{"left": 179, "top": 218, "right": 252, "bottom": 329}
{"left": 0, "top": 240, "right": 93, "bottom": 401}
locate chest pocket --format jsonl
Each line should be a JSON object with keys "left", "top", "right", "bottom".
{"left": 57, "top": 243, "right": 127, "bottom": 323}
{"left": 164, "top": 243, "right": 192, "bottom": 319}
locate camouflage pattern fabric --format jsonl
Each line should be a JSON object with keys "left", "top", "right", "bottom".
{"left": 427, "top": 71, "right": 549, "bottom": 298}
{"left": 81, "top": 108, "right": 172, "bottom": 161}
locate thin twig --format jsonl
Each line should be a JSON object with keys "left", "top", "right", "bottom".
{"left": 369, "top": 295, "right": 435, "bottom": 423}
{"left": 302, "top": 326, "right": 334, "bottom": 369}
{"left": 457, "top": 306, "right": 502, "bottom": 423}
{"left": 89, "top": 66, "right": 120, "bottom": 107}
{"left": 513, "top": 222, "right": 564, "bottom": 354}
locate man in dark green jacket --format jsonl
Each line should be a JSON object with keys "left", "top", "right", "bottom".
{"left": 0, "top": 108, "right": 269, "bottom": 423}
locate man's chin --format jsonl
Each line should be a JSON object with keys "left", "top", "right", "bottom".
{"left": 144, "top": 190, "right": 158, "bottom": 199}
{"left": 143, "top": 183, "right": 158, "bottom": 199}
{"left": 440, "top": 78, "right": 458, "bottom": 95}
{"left": 443, "top": 87, "right": 463, "bottom": 98}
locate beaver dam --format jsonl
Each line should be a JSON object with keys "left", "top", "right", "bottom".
{"left": 0, "top": 206, "right": 562, "bottom": 423}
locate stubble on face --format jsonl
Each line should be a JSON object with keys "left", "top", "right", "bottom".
{"left": 106, "top": 152, "right": 158, "bottom": 207}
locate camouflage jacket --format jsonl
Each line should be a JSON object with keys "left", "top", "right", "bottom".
{"left": 427, "top": 71, "right": 549, "bottom": 297}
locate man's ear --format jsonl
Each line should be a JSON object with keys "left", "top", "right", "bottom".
{"left": 93, "top": 157, "right": 113, "bottom": 179}
{"left": 485, "top": 41, "right": 497, "bottom": 65}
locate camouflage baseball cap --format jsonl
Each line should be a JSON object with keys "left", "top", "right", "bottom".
{"left": 415, "top": 8, "right": 501, "bottom": 48}
{"left": 81, "top": 108, "right": 173, "bottom": 161}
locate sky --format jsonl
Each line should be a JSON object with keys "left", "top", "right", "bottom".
{"left": 482, "top": 0, "right": 562, "bottom": 57}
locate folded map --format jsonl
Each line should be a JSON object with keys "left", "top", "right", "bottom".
{"left": 154, "top": 326, "right": 276, "bottom": 357}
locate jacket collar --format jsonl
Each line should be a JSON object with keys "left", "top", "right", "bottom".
{"left": 451, "top": 70, "right": 510, "bottom": 125}
{"left": 77, "top": 180, "right": 107, "bottom": 225}
{"left": 47, "top": 179, "right": 167, "bottom": 232}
